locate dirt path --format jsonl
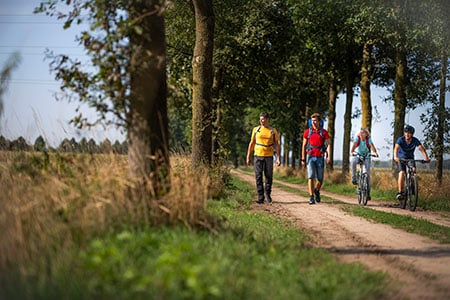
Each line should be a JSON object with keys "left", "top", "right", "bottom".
{"left": 232, "top": 169, "right": 450, "bottom": 300}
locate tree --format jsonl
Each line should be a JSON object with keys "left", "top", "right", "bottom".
{"left": 419, "top": 0, "right": 450, "bottom": 184}
{"left": 0, "top": 135, "right": 10, "bottom": 151}
{"left": 11, "top": 137, "right": 31, "bottom": 152}
{"left": 0, "top": 52, "right": 21, "bottom": 122}
{"left": 34, "top": 135, "right": 47, "bottom": 152}
{"left": 36, "top": 0, "right": 171, "bottom": 197}
{"left": 191, "top": 0, "right": 214, "bottom": 167}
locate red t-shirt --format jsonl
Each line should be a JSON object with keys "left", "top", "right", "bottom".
{"left": 303, "top": 128, "right": 329, "bottom": 157}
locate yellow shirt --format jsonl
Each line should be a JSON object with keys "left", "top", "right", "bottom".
{"left": 251, "top": 126, "right": 279, "bottom": 157}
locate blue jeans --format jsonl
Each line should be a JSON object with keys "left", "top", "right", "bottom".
{"left": 254, "top": 156, "right": 274, "bottom": 201}
{"left": 307, "top": 155, "right": 324, "bottom": 182}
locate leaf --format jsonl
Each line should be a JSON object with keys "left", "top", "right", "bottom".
{"left": 133, "top": 25, "right": 143, "bottom": 35}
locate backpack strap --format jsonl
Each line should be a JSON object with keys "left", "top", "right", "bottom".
{"left": 254, "top": 126, "right": 275, "bottom": 148}
{"left": 356, "top": 135, "right": 370, "bottom": 148}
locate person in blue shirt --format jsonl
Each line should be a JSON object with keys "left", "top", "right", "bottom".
{"left": 350, "top": 128, "right": 379, "bottom": 200}
{"left": 393, "top": 125, "right": 430, "bottom": 200}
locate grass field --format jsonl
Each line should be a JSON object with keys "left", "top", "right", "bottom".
{"left": 0, "top": 151, "right": 390, "bottom": 299}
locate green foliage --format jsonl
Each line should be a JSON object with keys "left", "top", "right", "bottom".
{"left": 1, "top": 165, "right": 389, "bottom": 300}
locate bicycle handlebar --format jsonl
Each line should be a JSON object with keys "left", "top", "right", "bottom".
{"left": 398, "top": 158, "right": 430, "bottom": 164}
{"left": 352, "top": 152, "right": 377, "bottom": 158}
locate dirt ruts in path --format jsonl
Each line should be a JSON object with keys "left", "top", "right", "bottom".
{"left": 232, "top": 169, "right": 450, "bottom": 300}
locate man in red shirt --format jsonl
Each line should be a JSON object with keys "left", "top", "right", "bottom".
{"left": 301, "top": 113, "right": 331, "bottom": 204}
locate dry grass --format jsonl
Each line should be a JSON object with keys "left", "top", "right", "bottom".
{"left": 0, "top": 151, "right": 223, "bottom": 276}
{"left": 275, "top": 164, "right": 450, "bottom": 200}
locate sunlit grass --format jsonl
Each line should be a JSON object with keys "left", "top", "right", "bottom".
{"left": 0, "top": 152, "right": 390, "bottom": 299}
{"left": 342, "top": 205, "right": 450, "bottom": 244}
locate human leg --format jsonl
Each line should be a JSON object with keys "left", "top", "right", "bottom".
{"left": 254, "top": 157, "right": 265, "bottom": 203}
{"left": 351, "top": 156, "right": 357, "bottom": 184}
{"left": 395, "top": 161, "right": 406, "bottom": 200}
{"left": 264, "top": 156, "right": 274, "bottom": 203}
{"left": 365, "top": 159, "right": 371, "bottom": 199}
{"left": 307, "top": 156, "right": 317, "bottom": 204}
{"left": 314, "top": 157, "right": 324, "bottom": 202}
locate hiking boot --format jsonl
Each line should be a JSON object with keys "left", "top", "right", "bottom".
{"left": 266, "top": 195, "right": 273, "bottom": 204}
{"left": 256, "top": 199, "right": 264, "bottom": 204}
{"left": 314, "top": 189, "right": 321, "bottom": 203}
{"left": 309, "top": 195, "right": 315, "bottom": 205}
{"left": 396, "top": 192, "right": 404, "bottom": 201}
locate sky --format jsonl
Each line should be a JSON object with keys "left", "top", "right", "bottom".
{"left": 1, "top": 0, "right": 448, "bottom": 160}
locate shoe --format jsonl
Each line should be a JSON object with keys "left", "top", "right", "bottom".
{"left": 352, "top": 176, "right": 357, "bottom": 185}
{"left": 256, "top": 199, "right": 264, "bottom": 204}
{"left": 267, "top": 195, "right": 273, "bottom": 204}
{"left": 309, "top": 196, "right": 315, "bottom": 205}
{"left": 396, "top": 192, "right": 404, "bottom": 201}
{"left": 314, "top": 189, "right": 320, "bottom": 203}
{"left": 367, "top": 196, "right": 371, "bottom": 201}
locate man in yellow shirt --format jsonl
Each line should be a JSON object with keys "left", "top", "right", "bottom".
{"left": 246, "top": 112, "right": 281, "bottom": 204}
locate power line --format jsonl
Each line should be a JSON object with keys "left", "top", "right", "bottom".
{"left": 0, "top": 52, "right": 87, "bottom": 57}
{"left": 5, "top": 79, "right": 60, "bottom": 86}
{"left": 0, "top": 45, "right": 83, "bottom": 49}
{"left": 0, "top": 21, "right": 64, "bottom": 24}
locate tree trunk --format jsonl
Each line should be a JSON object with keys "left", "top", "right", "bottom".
{"left": 128, "top": 0, "right": 170, "bottom": 197}
{"left": 284, "top": 134, "right": 289, "bottom": 167}
{"left": 211, "top": 66, "right": 223, "bottom": 164}
{"left": 327, "top": 80, "right": 337, "bottom": 171}
{"left": 342, "top": 70, "right": 354, "bottom": 174}
{"left": 360, "top": 41, "right": 372, "bottom": 130}
{"left": 392, "top": 47, "right": 407, "bottom": 172}
{"left": 435, "top": 50, "right": 447, "bottom": 184}
{"left": 191, "top": 0, "right": 215, "bottom": 167}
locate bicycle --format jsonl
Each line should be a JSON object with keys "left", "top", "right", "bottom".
{"left": 353, "top": 153, "right": 376, "bottom": 206}
{"left": 398, "top": 158, "right": 428, "bottom": 211}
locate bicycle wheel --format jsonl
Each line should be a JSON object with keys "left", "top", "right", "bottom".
{"left": 399, "top": 174, "right": 407, "bottom": 209}
{"left": 361, "top": 174, "right": 369, "bottom": 206}
{"left": 408, "top": 174, "right": 419, "bottom": 211}
{"left": 357, "top": 173, "right": 363, "bottom": 205}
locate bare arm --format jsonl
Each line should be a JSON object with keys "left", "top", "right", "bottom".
{"left": 393, "top": 143, "right": 400, "bottom": 162}
{"left": 350, "top": 142, "right": 357, "bottom": 155}
{"left": 325, "top": 138, "right": 331, "bottom": 164}
{"left": 301, "top": 137, "right": 307, "bottom": 166}
{"left": 370, "top": 142, "right": 379, "bottom": 157}
{"left": 417, "top": 145, "right": 430, "bottom": 162}
{"left": 275, "top": 137, "right": 281, "bottom": 166}
{"left": 246, "top": 139, "right": 255, "bottom": 165}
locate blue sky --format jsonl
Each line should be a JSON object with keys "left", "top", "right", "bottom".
{"left": 1, "top": 0, "right": 448, "bottom": 160}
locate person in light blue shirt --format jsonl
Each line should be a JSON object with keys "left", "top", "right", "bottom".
{"left": 350, "top": 128, "right": 379, "bottom": 200}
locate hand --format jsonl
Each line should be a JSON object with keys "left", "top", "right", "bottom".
{"left": 301, "top": 160, "right": 306, "bottom": 167}
{"left": 394, "top": 157, "right": 399, "bottom": 162}
{"left": 374, "top": 153, "right": 379, "bottom": 158}
{"left": 424, "top": 158, "right": 430, "bottom": 163}
{"left": 246, "top": 157, "right": 251, "bottom": 166}
{"left": 276, "top": 158, "right": 281, "bottom": 166}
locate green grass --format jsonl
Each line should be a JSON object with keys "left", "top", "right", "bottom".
{"left": 343, "top": 205, "right": 450, "bottom": 244}
{"left": 1, "top": 176, "right": 389, "bottom": 300}
{"left": 242, "top": 167, "right": 450, "bottom": 243}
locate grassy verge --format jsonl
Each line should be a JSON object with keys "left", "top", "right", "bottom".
{"left": 1, "top": 175, "right": 389, "bottom": 300}
{"left": 244, "top": 166, "right": 450, "bottom": 243}
{"left": 342, "top": 205, "right": 450, "bottom": 244}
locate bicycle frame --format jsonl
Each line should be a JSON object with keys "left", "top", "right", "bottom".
{"left": 398, "top": 159, "right": 424, "bottom": 211}
{"left": 353, "top": 153, "right": 375, "bottom": 206}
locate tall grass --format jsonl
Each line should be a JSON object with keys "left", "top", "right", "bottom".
{"left": 0, "top": 151, "right": 226, "bottom": 282}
